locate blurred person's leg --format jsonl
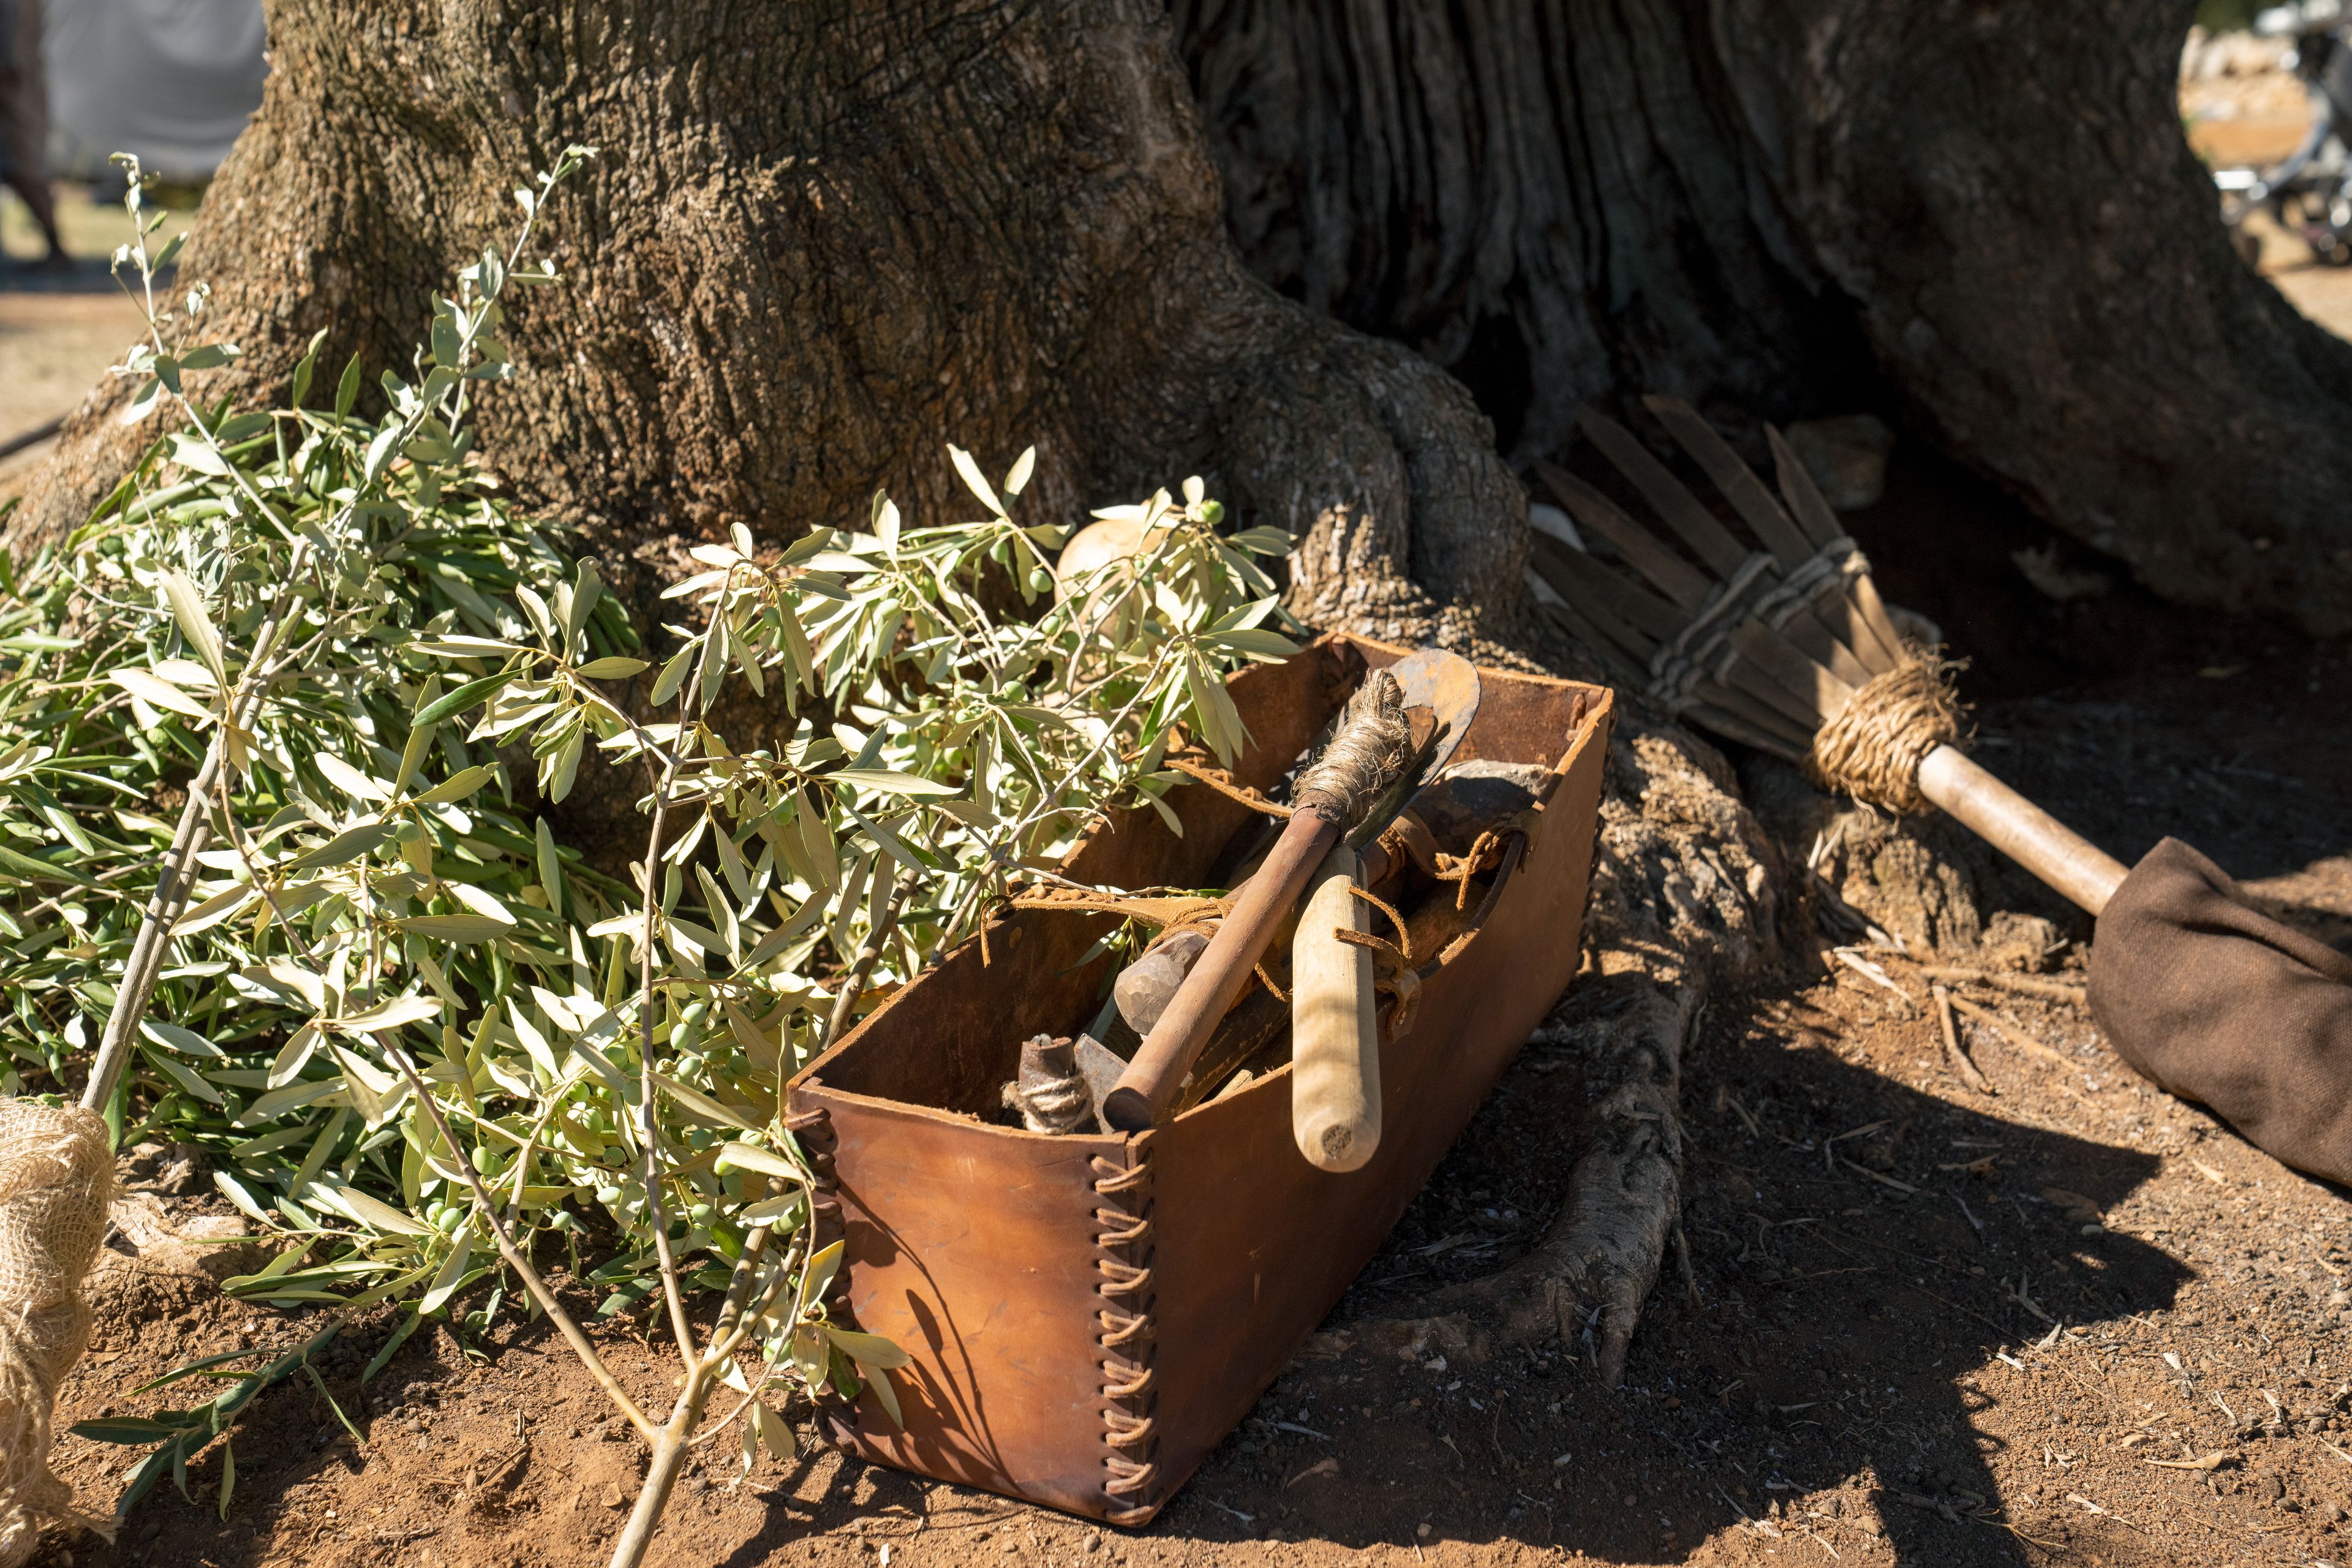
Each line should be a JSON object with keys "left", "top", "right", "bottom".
{"left": 0, "top": 0, "right": 64, "bottom": 263}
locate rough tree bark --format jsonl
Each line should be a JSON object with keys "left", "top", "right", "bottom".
{"left": 1175, "top": 0, "right": 1871, "bottom": 459}
{"left": 1180, "top": 0, "right": 2352, "bottom": 632}
{"left": 8, "top": 0, "right": 1520, "bottom": 650}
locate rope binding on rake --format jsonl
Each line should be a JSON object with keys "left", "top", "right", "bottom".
{"left": 1805, "top": 650, "right": 1967, "bottom": 814}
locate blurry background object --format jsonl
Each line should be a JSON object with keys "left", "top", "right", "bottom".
{"left": 2204, "top": 0, "right": 2352, "bottom": 266}
{"left": 1782, "top": 414, "right": 1896, "bottom": 512}
{"left": 0, "top": 0, "right": 63, "bottom": 262}
{"left": 45, "top": 0, "right": 265, "bottom": 185}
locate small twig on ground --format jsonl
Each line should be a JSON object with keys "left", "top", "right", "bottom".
{"left": 1823, "top": 1119, "right": 1887, "bottom": 1178}
{"left": 1933, "top": 984, "right": 1994, "bottom": 1095}
{"left": 1913, "top": 964, "right": 2087, "bottom": 1008}
{"left": 1836, "top": 1155, "right": 1918, "bottom": 1196}
{"left": 1945, "top": 995, "right": 2078, "bottom": 1073}
{"left": 1717, "top": 1084, "right": 1765, "bottom": 1139}
{"left": 1672, "top": 1221, "right": 1700, "bottom": 1308}
{"left": 1831, "top": 947, "right": 1913, "bottom": 1007}
{"left": 2060, "top": 1492, "right": 2147, "bottom": 1534}
{"left": 1890, "top": 1493, "right": 2064, "bottom": 1551}
{"left": 1809, "top": 1230, "right": 2016, "bottom": 1337}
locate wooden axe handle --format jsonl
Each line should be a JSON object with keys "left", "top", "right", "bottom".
{"left": 1291, "top": 845, "right": 1380, "bottom": 1172}
{"left": 1101, "top": 792, "right": 1342, "bottom": 1131}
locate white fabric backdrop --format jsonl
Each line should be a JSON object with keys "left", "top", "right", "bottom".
{"left": 45, "top": 0, "right": 265, "bottom": 182}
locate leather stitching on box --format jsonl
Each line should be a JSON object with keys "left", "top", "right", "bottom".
{"left": 1091, "top": 1151, "right": 1159, "bottom": 1521}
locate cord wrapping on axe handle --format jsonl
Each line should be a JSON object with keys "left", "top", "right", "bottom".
{"left": 1292, "top": 673, "right": 1415, "bottom": 831}
{"left": 1101, "top": 671, "right": 1418, "bottom": 1132}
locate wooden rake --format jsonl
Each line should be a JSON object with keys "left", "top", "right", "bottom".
{"left": 1523, "top": 396, "right": 2127, "bottom": 917}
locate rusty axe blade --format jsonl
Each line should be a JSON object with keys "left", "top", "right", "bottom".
{"left": 1342, "top": 647, "right": 1482, "bottom": 854}
{"left": 1382, "top": 646, "right": 1480, "bottom": 780}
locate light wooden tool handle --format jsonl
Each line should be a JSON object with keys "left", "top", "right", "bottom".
{"left": 1914, "top": 744, "right": 2128, "bottom": 917}
{"left": 1291, "top": 845, "right": 1380, "bottom": 1172}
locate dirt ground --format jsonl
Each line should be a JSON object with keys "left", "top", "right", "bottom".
{"left": 20, "top": 66, "right": 2352, "bottom": 1568}
{"left": 0, "top": 290, "right": 143, "bottom": 444}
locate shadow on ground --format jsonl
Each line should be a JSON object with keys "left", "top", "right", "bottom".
{"left": 1124, "top": 999, "right": 2189, "bottom": 1565}
{"left": 651, "top": 992, "right": 2188, "bottom": 1567}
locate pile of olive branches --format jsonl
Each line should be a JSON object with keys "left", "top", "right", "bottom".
{"left": 0, "top": 151, "right": 1295, "bottom": 1566}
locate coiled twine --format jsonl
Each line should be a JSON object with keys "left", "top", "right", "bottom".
{"left": 1806, "top": 652, "right": 1966, "bottom": 814}
{"left": 1294, "top": 669, "right": 1414, "bottom": 829}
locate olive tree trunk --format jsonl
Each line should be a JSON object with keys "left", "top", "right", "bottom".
{"left": 9, "top": 0, "right": 1520, "bottom": 650}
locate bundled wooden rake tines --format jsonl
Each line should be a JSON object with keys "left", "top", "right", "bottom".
{"left": 1525, "top": 396, "right": 2127, "bottom": 918}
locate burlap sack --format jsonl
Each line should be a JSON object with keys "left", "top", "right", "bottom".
{"left": 2089, "top": 837, "right": 2352, "bottom": 1188}
{"left": 0, "top": 1098, "right": 115, "bottom": 1567}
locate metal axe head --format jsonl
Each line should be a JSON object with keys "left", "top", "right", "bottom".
{"left": 1383, "top": 647, "right": 1480, "bottom": 778}
{"left": 1072, "top": 1033, "right": 1131, "bottom": 1133}
{"left": 1337, "top": 647, "right": 1481, "bottom": 852}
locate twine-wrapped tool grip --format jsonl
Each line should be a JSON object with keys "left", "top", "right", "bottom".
{"left": 1809, "top": 652, "right": 2126, "bottom": 916}
{"left": 0, "top": 1101, "right": 117, "bottom": 1568}
{"left": 1804, "top": 652, "right": 1966, "bottom": 815}
{"left": 1291, "top": 674, "right": 1415, "bottom": 830}
{"left": 1004, "top": 1036, "right": 1096, "bottom": 1134}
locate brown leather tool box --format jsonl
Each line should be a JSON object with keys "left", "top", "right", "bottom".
{"left": 786, "top": 634, "right": 1613, "bottom": 1525}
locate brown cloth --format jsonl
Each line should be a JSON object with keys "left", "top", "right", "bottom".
{"left": 2090, "top": 837, "right": 2352, "bottom": 1189}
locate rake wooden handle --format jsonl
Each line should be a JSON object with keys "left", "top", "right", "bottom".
{"left": 1915, "top": 745, "right": 2128, "bottom": 917}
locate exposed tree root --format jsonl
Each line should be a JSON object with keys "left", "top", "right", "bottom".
{"left": 1369, "top": 974, "right": 1693, "bottom": 1386}
{"left": 1356, "top": 711, "right": 1782, "bottom": 1386}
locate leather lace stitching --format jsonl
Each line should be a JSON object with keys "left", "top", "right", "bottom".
{"left": 1090, "top": 1152, "right": 1159, "bottom": 1514}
